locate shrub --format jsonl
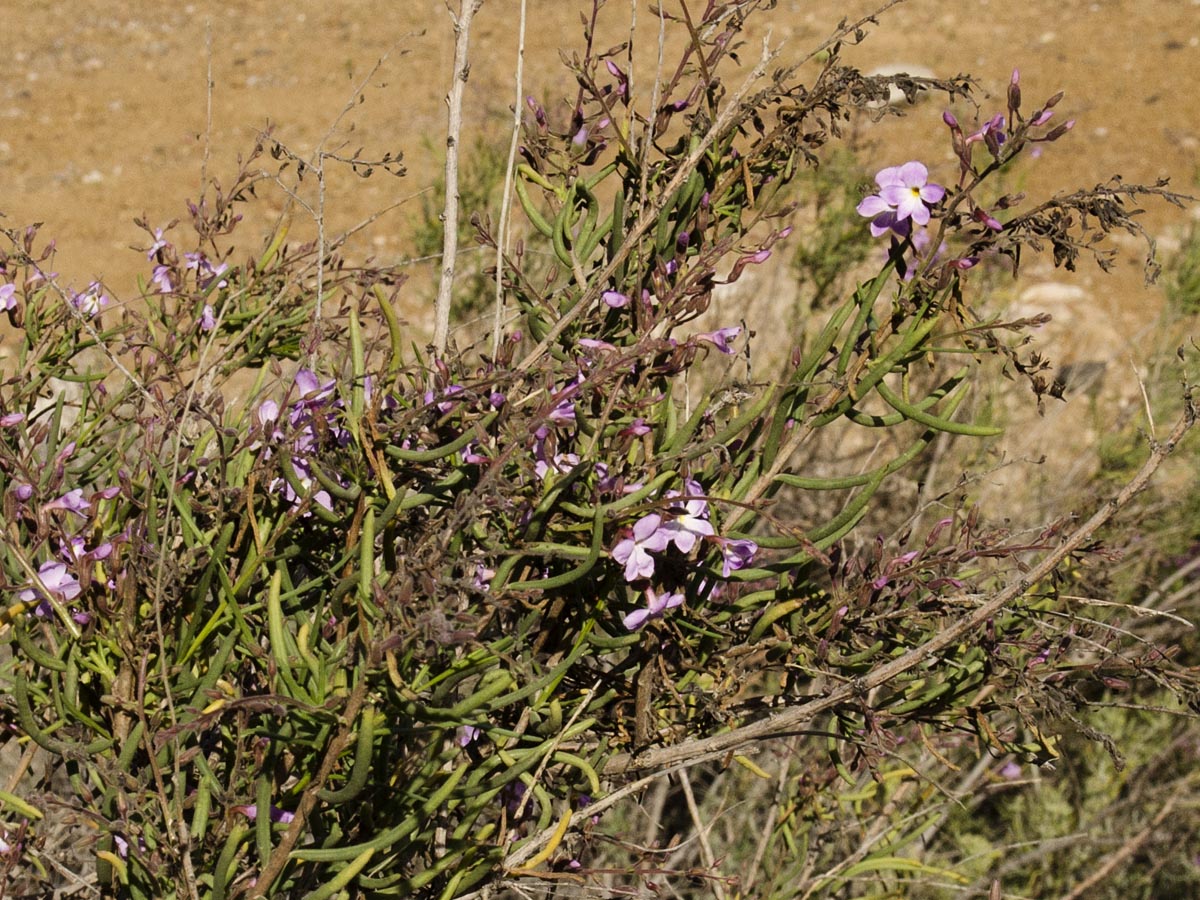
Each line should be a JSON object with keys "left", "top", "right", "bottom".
{"left": 0, "top": 2, "right": 1194, "bottom": 898}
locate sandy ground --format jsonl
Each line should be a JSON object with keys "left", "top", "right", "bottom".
{"left": 2, "top": 0, "right": 1196, "bottom": 289}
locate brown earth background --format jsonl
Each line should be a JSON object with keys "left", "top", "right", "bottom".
{"left": 2, "top": 0, "right": 1200, "bottom": 484}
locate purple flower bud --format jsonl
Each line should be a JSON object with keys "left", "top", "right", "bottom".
{"left": 0, "top": 412, "right": 24, "bottom": 427}
{"left": 602, "top": 290, "right": 630, "bottom": 308}
{"left": 943, "top": 110, "right": 959, "bottom": 128}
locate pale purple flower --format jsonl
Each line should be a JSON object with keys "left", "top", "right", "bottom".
{"left": 18, "top": 560, "right": 82, "bottom": 614}
{"left": 602, "top": 290, "right": 630, "bottom": 308}
{"left": 44, "top": 488, "right": 90, "bottom": 516}
{"left": 579, "top": 337, "right": 617, "bottom": 353}
{"left": 257, "top": 400, "right": 280, "bottom": 429}
{"left": 185, "top": 252, "right": 230, "bottom": 290}
{"left": 623, "top": 586, "right": 685, "bottom": 631}
{"left": 269, "top": 457, "right": 334, "bottom": 514}
{"left": 424, "top": 384, "right": 464, "bottom": 414}
{"left": 858, "top": 162, "right": 944, "bottom": 236}
{"left": 0, "top": 284, "right": 15, "bottom": 312}
{"left": 151, "top": 265, "right": 173, "bottom": 293}
{"left": 548, "top": 401, "right": 576, "bottom": 424}
{"left": 0, "top": 412, "right": 25, "bottom": 427}
{"left": 694, "top": 327, "right": 741, "bottom": 355}
{"left": 457, "top": 725, "right": 481, "bottom": 747}
{"left": 462, "top": 440, "right": 489, "bottom": 465}
{"left": 199, "top": 304, "right": 216, "bottom": 332}
{"left": 146, "top": 227, "right": 170, "bottom": 260}
{"left": 473, "top": 565, "right": 495, "bottom": 592}
{"left": 876, "top": 162, "right": 945, "bottom": 227}
{"left": 535, "top": 451, "right": 579, "bottom": 481}
{"left": 294, "top": 369, "right": 337, "bottom": 406}
{"left": 70, "top": 282, "right": 110, "bottom": 317}
{"left": 660, "top": 480, "right": 714, "bottom": 554}
{"left": 716, "top": 537, "right": 757, "bottom": 577}
{"left": 612, "top": 514, "right": 671, "bottom": 582}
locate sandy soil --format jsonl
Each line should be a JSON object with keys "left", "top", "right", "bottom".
{"left": 2, "top": 0, "right": 1196, "bottom": 288}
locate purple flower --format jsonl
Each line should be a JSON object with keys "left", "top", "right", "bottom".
{"left": 579, "top": 337, "right": 617, "bottom": 353}
{"left": 457, "top": 725, "right": 481, "bottom": 747}
{"left": 424, "top": 384, "right": 464, "bottom": 414}
{"left": 534, "top": 451, "right": 579, "bottom": 481}
{"left": 621, "top": 418, "right": 651, "bottom": 437}
{"left": 270, "top": 460, "right": 334, "bottom": 514}
{"left": 294, "top": 369, "right": 337, "bottom": 406}
{"left": 716, "top": 537, "right": 757, "bottom": 577}
{"left": 0, "top": 284, "right": 16, "bottom": 312}
{"left": 602, "top": 290, "right": 630, "bottom": 308}
{"left": 473, "top": 565, "right": 495, "bottom": 592}
{"left": 185, "top": 253, "right": 230, "bottom": 290}
{"left": 146, "top": 227, "right": 170, "bottom": 260}
{"left": 623, "top": 586, "right": 685, "bottom": 631}
{"left": 18, "top": 560, "right": 82, "bottom": 616}
{"left": 694, "top": 327, "right": 741, "bottom": 355}
{"left": 612, "top": 514, "right": 672, "bottom": 582}
{"left": 199, "top": 304, "right": 216, "bottom": 332}
{"left": 43, "top": 488, "right": 91, "bottom": 516}
{"left": 660, "top": 479, "right": 714, "bottom": 554}
{"left": 858, "top": 162, "right": 944, "bottom": 236}
{"left": 151, "top": 265, "right": 173, "bottom": 294}
{"left": 0, "top": 412, "right": 25, "bottom": 427}
{"left": 70, "top": 282, "right": 110, "bottom": 317}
